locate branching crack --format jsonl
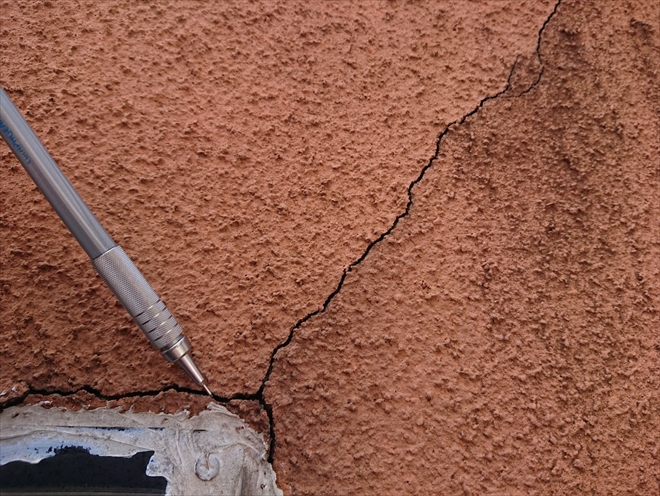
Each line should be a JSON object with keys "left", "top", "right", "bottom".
{"left": 519, "top": 0, "right": 562, "bottom": 97}
{"left": 1, "top": 0, "right": 562, "bottom": 469}
{"left": 257, "top": 0, "right": 563, "bottom": 464}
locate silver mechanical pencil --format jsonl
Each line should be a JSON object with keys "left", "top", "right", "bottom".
{"left": 0, "top": 86, "right": 212, "bottom": 396}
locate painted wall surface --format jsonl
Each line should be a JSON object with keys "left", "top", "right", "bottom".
{"left": 1, "top": 1, "right": 658, "bottom": 494}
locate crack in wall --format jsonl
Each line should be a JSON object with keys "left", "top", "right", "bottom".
{"left": 0, "top": 384, "right": 235, "bottom": 411}
{"left": 258, "top": 0, "right": 563, "bottom": 464}
{"left": 2, "top": 0, "right": 563, "bottom": 469}
{"left": 519, "top": 0, "right": 562, "bottom": 97}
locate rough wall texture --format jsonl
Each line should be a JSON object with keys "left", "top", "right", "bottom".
{"left": 1, "top": 0, "right": 553, "bottom": 398}
{"left": 265, "top": 1, "right": 660, "bottom": 494}
{"left": 1, "top": 0, "right": 658, "bottom": 495}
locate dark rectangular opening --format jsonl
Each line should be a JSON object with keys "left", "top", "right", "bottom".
{"left": 0, "top": 446, "right": 167, "bottom": 495}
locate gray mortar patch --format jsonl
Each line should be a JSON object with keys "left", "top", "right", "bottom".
{"left": 0, "top": 402, "right": 282, "bottom": 496}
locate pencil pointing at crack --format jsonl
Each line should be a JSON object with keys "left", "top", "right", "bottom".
{"left": 0, "top": 86, "right": 211, "bottom": 395}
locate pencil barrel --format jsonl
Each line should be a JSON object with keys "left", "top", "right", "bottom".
{"left": 92, "top": 246, "right": 184, "bottom": 352}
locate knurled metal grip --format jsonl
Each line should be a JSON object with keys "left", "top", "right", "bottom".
{"left": 92, "top": 246, "right": 186, "bottom": 358}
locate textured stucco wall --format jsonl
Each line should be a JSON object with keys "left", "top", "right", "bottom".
{"left": 1, "top": 0, "right": 658, "bottom": 495}
{"left": 265, "top": 2, "right": 660, "bottom": 493}
{"left": 1, "top": 0, "right": 554, "bottom": 398}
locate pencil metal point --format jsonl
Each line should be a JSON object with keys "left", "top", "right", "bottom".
{"left": 203, "top": 384, "right": 213, "bottom": 397}
{"left": 0, "top": 86, "right": 214, "bottom": 393}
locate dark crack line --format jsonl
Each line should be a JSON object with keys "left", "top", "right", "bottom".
{"left": 0, "top": 384, "right": 238, "bottom": 413}
{"left": 2, "top": 0, "right": 563, "bottom": 467}
{"left": 256, "top": 0, "right": 563, "bottom": 464}
{"left": 519, "top": 0, "right": 562, "bottom": 97}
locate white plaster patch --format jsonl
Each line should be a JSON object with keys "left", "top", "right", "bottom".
{"left": 0, "top": 402, "right": 282, "bottom": 496}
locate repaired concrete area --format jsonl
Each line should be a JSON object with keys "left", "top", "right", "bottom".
{"left": 1, "top": 0, "right": 658, "bottom": 494}
{"left": 1, "top": 402, "right": 282, "bottom": 495}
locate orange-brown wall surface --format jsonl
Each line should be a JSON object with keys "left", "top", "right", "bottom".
{"left": 1, "top": 1, "right": 658, "bottom": 494}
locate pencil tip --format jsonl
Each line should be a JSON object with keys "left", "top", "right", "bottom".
{"left": 203, "top": 384, "right": 213, "bottom": 397}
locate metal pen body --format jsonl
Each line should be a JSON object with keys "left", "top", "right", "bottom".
{"left": 0, "top": 87, "right": 209, "bottom": 393}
